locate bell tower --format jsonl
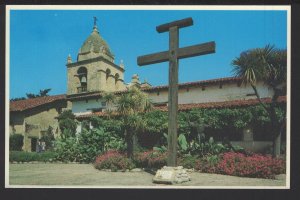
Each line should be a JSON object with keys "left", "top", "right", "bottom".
{"left": 66, "top": 18, "right": 126, "bottom": 96}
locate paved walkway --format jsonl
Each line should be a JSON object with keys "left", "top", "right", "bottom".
{"left": 8, "top": 163, "right": 287, "bottom": 188}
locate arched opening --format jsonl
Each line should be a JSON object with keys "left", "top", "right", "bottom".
{"left": 115, "top": 73, "right": 119, "bottom": 85}
{"left": 106, "top": 68, "right": 111, "bottom": 82}
{"left": 77, "top": 67, "right": 87, "bottom": 93}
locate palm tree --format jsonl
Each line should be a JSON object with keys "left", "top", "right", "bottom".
{"left": 232, "top": 44, "right": 287, "bottom": 157}
{"left": 104, "top": 87, "right": 153, "bottom": 158}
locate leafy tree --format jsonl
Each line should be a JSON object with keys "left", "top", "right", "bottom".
{"left": 39, "top": 88, "right": 51, "bottom": 97}
{"left": 41, "top": 126, "right": 55, "bottom": 151}
{"left": 104, "top": 87, "right": 153, "bottom": 158}
{"left": 57, "top": 110, "right": 77, "bottom": 139}
{"left": 232, "top": 44, "right": 287, "bottom": 157}
{"left": 9, "top": 134, "right": 24, "bottom": 151}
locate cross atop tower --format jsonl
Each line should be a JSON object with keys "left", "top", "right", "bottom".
{"left": 93, "top": 16, "right": 98, "bottom": 27}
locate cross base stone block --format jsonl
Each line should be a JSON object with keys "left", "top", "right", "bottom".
{"left": 152, "top": 166, "right": 191, "bottom": 184}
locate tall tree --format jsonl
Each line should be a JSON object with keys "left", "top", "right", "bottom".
{"left": 232, "top": 44, "right": 287, "bottom": 157}
{"left": 103, "top": 87, "right": 152, "bottom": 158}
{"left": 26, "top": 88, "right": 51, "bottom": 99}
{"left": 57, "top": 110, "right": 77, "bottom": 139}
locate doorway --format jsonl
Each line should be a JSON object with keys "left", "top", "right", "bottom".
{"left": 31, "top": 138, "right": 37, "bottom": 152}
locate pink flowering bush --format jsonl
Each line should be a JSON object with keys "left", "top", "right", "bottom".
{"left": 94, "top": 150, "right": 135, "bottom": 171}
{"left": 195, "top": 152, "right": 285, "bottom": 179}
{"left": 133, "top": 150, "right": 167, "bottom": 169}
{"left": 217, "top": 152, "right": 285, "bottom": 178}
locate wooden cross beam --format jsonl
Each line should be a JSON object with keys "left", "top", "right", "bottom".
{"left": 137, "top": 17, "right": 216, "bottom": 167}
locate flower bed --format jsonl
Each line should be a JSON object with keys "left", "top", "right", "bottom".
{"left": 94, "top": 150, "right": 135, "bottom": 171}
{"left": 94, "top": 150, "right": 285, "bottom": 179}
{"left": 195, "top": 152, "right": 285, "bottom": 179}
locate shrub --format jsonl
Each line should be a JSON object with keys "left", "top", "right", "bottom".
{"left": 9, "top": 151, "right": 57, "bottom": 162}
{"left": 188, "top": 137, "right": 232, "bottom": 157}
{"left": 9, "top": 134, "right": 24, "bottom": 151}
{"left": 94, "top": 150, "right": 135, "bottom": 171}
{"left": 57, "top": 110, "right": 77, "bottom": 138}
{"left": 54, "top": 128, "right": 126, "bottom": 163}
{"left": 133, "top": 150, "right": 167, "bottom": 169}
{"left": 54, "top": 137, "right": 82, "bottom": 162}
{"left": 177, "top": 154, "right": 199, "bottom": 169}
{"left": 41, "top": 126, "right": 55, "bottom": 151}
{"left": 194, "top": 154, "right": 220, "bottom": 173}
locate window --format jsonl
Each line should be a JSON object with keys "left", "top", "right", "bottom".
{"left": 106, "top": 68, "right": 111, "bottom": 81}
{"left": 115, "top": 73, "right": 119, "bottom": 84}
{"left": 77, "top": 67, "right": 87, "bottom": 93}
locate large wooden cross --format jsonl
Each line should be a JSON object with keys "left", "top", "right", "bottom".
{"left": 137, "top": 17, "right": 216, "bottom": 166}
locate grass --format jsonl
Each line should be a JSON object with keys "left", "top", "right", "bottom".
{"left": 9, "top": 163, "right": 286, "bottom": 187}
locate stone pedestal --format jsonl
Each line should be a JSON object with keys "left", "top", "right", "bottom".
{"left": 152, "top": 166, "right": 191, "bottom": 184}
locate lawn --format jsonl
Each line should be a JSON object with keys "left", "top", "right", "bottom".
{"left": 8, "top": 163, "right": 287, "bottom": 188}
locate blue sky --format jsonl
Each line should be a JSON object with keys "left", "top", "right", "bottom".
{"left": 9, "top": 9, "right": 287, "bottom": 98}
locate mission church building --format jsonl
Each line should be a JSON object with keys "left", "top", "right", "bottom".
{"left": 10, "top": 20, "right": 286, "bottom": 152}
{"left": 66, "top": 21, "right": 276, "bottom": 116}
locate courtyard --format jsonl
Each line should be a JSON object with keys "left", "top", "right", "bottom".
{"left": 9, "top": 163, "right": 286, "bottom": 188}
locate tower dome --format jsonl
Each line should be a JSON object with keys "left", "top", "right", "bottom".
{"left": 77, "top": 23, "right": 114, "bottom": 62}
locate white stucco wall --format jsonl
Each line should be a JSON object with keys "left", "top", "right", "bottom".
{"left": 147, "top": 81, "right": 273, "bottom": 104}
{"left": 72, "top": 81, "right": 273, "bottom": 116}
{"left": 72, "top": 99, "right": 106, "bottom": 115}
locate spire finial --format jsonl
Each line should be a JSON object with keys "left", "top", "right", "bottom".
{"left": 67, "top": 54, "right": 72, "bottom": 64}
{"left": 120, "top": 59, "right": 124, "bottom": 68}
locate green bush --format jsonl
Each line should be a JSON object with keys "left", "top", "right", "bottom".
{"left": 41, "top": 126, "right": 55, "bottom": 151}
{"left": 195, "top": 154, "right": 220, "bottom": 173}
{"left": 54, "top": 137, "right": 81, "bottom": 162}
{"left": 94, "top": 150, "right": 135, "bottom": 171}
{"left": 133, "top": 150, "right": 167, "bottom": 169}
{"left": 177, "top": 154, "right": 199, "bottom": 169}
{"left": 57, "top": 110, "right": 77, "bottom": 138}
{"left": 9, "top": 151, "right": 57, "bottom": 162}
{"left": 54, "top": 128, "right": 126, "bottom": 163}
{"left": 9, "top": 134, "right": 24, "bottom": 151}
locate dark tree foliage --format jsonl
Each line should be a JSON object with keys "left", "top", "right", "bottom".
{"left": 11, "top": 88, "right": 52, "bottom": 101}
{"left": 57, "top": 110, "right": 77, "bottom": 139}
{"left": 10, "top": 134, "right": 24, "bottom": 151}
{"left": 26, "top": 88, "right": 51, "bottom": 99}
{"left": 10, "top": 97, "right": 26, "bottom": 101}
{"left": 41, "top": 126, "right": 56, "bottom": 151}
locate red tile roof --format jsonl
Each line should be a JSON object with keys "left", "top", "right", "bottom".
{"left": 10, "top": 94, "right": 66, "bottom": 112}
{"left": 76, "top": 96, "right": 286, "bottom": 119}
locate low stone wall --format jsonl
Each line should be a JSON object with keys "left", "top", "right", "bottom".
{"left": 231, "top": 141, "right": 272, "bottom": 153}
